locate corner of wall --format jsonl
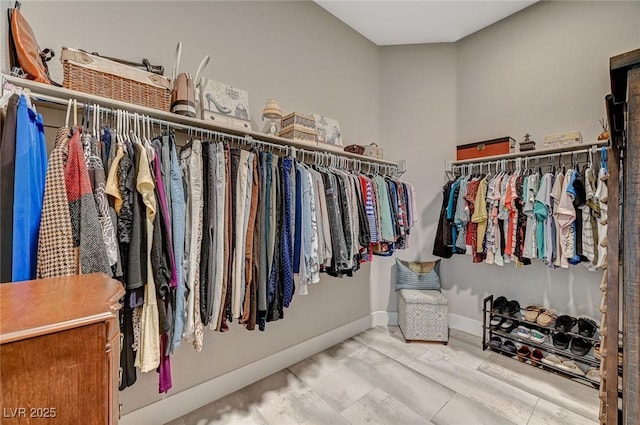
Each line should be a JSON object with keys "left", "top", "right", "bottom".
{"left": 1, "top": 1, "right": 10, "bottom": 74}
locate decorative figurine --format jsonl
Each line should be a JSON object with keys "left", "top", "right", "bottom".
{"left": 262, "top": 99, "right": 283, "bottom": 136}
{"left": 519, "top": 133, "right": 536, "bottom": 152}
{"left": 598, "top": 118, "right": 609, "bottom": 141}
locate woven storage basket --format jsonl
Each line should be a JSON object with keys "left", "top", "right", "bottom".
{"left": 62, "top": 47, "right": 171, "bottom": 111}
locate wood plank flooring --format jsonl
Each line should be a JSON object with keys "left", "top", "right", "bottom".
{"left": 165, "top": 326, "right": 598, "bottom": 425}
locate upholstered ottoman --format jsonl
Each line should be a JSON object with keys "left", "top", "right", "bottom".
{"left": 398, "top": 289, "right": 449, "bottom": 343}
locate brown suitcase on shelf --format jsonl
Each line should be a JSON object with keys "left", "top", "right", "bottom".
{"left": 456, "top": 137, "right": 515, "bottom": 160}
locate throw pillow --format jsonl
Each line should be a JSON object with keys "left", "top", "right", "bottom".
{"left": 395, "top": 258, "right": 441, "bottom": 291}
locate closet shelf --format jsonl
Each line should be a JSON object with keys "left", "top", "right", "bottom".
{"left": 450, "top": 140, "right": 608, "bottom": 166}
{"left": 488, "top": 310, "right": 601, "bottom": 343}
{"left": 491, "top": 328, "right": 601, "bottom": 368}
{"left": 2, "top": 74, "right": 398, "bottom": 168}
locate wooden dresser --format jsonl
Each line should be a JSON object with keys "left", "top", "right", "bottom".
{"left": 0, "top": 274, "right": 125, "bottom": 425}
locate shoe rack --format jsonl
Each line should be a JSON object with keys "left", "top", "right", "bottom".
{"left": 481, "top": 295, "right": 622, "bottom": 393}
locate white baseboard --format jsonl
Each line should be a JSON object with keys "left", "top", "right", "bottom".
{"left": 448, "top": 313, "right": 483, "bottom": 337}
{"left": 373, "top": 310, "right": 482, "bottom": 337}
{"left": 370, "top": 310, "right": 398, "bottom": 327}
{"left": 121, "top": 314, "right": 372, "bottom": 425}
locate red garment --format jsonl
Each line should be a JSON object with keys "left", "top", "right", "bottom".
{"left": 465, "top": 180, "right": 485, "bottom": 263}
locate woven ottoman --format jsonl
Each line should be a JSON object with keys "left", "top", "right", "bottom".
{"left": 398, "top": 289, "right": 449, "bottom": 343}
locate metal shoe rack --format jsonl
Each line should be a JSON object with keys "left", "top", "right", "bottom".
{"left": 481, "top": 295, "right": 622, "bottom": 393}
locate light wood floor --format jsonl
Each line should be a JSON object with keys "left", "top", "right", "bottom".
{"left": 166, "top": 326, "right": 599, "bottom": 425}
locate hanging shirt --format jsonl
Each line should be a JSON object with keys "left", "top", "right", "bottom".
{"left": 84, "top": 133, "right": 119, "bottom": 268}
{"left": 565, "top": 170, "right": 582, "bottom": 265}
{"left": 522, "top": 173, "right": 539, "bottom": 259}
{"left": 581, "top": 167, "right": 596, "bottom": 265}
{"left": 484, "top": 174, "right": 497, "bottom": 260}
{"left": 471, "top": 176, "right": 488, "bottom": 253}
{"left": 454, "top": 179, "right": 469, "bottom": 251}
{"left": 434, "top": 179, "right": 454, "bottom": 259}
{"left": 489, "top": 173, "right": 504, "bottom": 265}
{"left": 375, "top": 176, "right": 395, "bottom": 243}
{"left": 549, "top": 172, "right": 564, "bottom": 267}
{"left": 12, "top": 96, "right": 47, "bottom": 281}
{"left": 0, "top": 95, "right": 19, "bottom": 282}
{"left": 135, "top": 141, "right": 160, "bottom": 373}
{"left": 556, "top": 169, "right": 577, "bottom": 264}
{"left": 534, "top": 173, "right": 552, "bottom": 260}
{"left": 594, "top": 167, "right": 608, "bottom": 269}
{"left": 37, "top": 127, "right": 77, "bottom": 279}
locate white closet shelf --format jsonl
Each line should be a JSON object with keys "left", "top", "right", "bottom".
{"left": 450, "top": 140, "right": 609, "bottom": 166}
{"left": 2, "top": 74, "right": 398, "bottom": 168}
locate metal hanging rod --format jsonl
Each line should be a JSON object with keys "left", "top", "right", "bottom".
{"left": 450, "top": 140, "right": 608, "bottom": 168}
{"left": 1, "top": 74, "right": 400, "bottom": 174}
{"left": 450, "top": 141, "right": 608, "bottom": 173}
{"left": 452, "top": 145, "right": 605, "bottom": 175}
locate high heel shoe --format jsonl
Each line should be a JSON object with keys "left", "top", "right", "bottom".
{"left": 206, "top": 92, "right": 232, "bottom": 114}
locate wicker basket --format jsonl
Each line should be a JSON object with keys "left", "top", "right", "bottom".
{"left": 61, "top": 47, "right": 171, "bottom": 111}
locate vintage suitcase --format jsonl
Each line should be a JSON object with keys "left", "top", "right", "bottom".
{"left": 456, "top": 137, "right": 515, "bottom": 160}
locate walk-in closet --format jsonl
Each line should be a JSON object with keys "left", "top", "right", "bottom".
{"left": 0, "top": 1, "right": 638, "bottom": 425}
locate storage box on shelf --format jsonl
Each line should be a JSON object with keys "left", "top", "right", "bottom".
{"left": 280, "top": 112, "right": 317, "bottom": 143}
{"left": 456, "top": 136, "right": 515, "bottom": 160}
{"left": 61, "top": 47, "right": 172, "bottom": 112}
{"left": 363, "top": 143, "right": 383, "bottom": 159}
{"left": 481, "top": 295, "right": 618, "bottom": 391}
{"left": 543, "top": 130, "right": 582, "bottom": 149}
{"left": 279, "top": 125, "right": 317, "bottom": 143}
{"left": 281, "top": 112, "right": 316, "bottom": 132}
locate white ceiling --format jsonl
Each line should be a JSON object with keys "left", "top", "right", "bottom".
{"left": 314, "top": 0, "right": 539, "bottom": 45}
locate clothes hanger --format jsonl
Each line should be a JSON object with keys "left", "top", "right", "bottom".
{"left": 64, "top": 98, "right": 72, "bottom": 131}
{"left": 73, "top": 99, "right": 78, "bottom": 131}
{"left": 94, "top": 104, "right": 99, "bottom": 138}
{"left": 600, "top": 147, "right": 608, "bottom": 173}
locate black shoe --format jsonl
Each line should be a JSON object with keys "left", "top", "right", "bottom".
{"left": 552, "top": 331, "right": 571, "bottom": 349}
{"left": 504, "top": 300, "right": 521, "bottom": 316}
{"left": 492, "top": 296, "right": 508, "bottom": 313}
{"left": 502, "top": 340, "right": 517, "bottom": 355}
{"left": 570, "top": 337, "right": 593, "bottom": 356}
{"left": 578, "top": 318, "right": 597, "bottom": 338}
{"left": 488, "top": 336, "right": 502, "bottom": 349}
{"left": 555, "top": 315, "right": 577, "bottom": 333}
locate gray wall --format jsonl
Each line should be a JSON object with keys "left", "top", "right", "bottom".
{"left": 17, "top": 0, "right": 379, "bottom": 414}
{"left": 447, "top": 0, "right": 640, "bottom": 323}
{"left": 373, "top": 43, "right": 457, "bottom": 313}
{"left": 374, "top": 0, "right": 640, "bottom": 323}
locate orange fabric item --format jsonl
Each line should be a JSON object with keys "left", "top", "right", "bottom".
{"left": 10, "top": 8, "right": 51, "bottom": 84}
